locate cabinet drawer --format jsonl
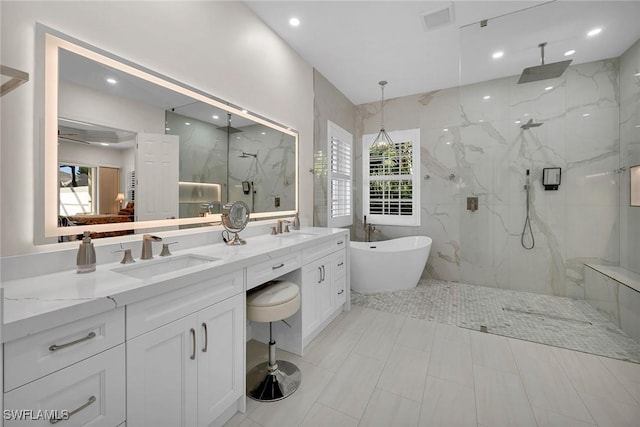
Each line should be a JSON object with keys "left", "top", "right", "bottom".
{"left": 127, "top": 270, "right": 243, "bottom": 339}
{"left": 4, "top": 344, "right": 126, "bottom": 426}
{"left": 334, "top": 276, "right": 347, "bottom": 306}
{"left": 247, "top": 252, "right": 302, "bottom": 290}
{"left": 4, "top": 308, "right": 125, "bottom": 392}
{"left": 333, "top": 250, "right": 346, "bottom": 279}
{"left": 302, "top": 234, "right": 347, "bottom": 264}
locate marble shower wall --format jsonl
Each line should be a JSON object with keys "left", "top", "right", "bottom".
{"left": 620, "top": 38, "right": 640, "bottom": 275}
{"left": 354, "top": 58, "right": 621, "bottom": 298}
{"left": 228, "top": 124, "right": 296, "bottom": 213}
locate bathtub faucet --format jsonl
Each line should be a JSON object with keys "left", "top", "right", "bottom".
{"left": 364, "top": 215, "right": 376, "bottom": 242}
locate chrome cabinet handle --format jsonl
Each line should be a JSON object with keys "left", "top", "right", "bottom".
{"left": 321, "top": 265, "right": 326, "bottom": 282}
{"left": 202, "top": 322, "right": 208, "bottom": 353}
{"left": 338, "top": 290, "right": 344, "bottom": 295}
{"left": 190, "top": 328, "right": 196, "bottom": 360}
{"left": 317, "top": 266, "right": 322, "bottom": 284}
{"left": 272, "top": 263, "right": 285, "bottom": 270}
{"left": 337, "top": 240, "right": 344, "bottom": 245}
{"left": 49, "top": 332, "right": 96, "bottom": 352}
{"left": 337, "top": 262, "right": 344, "bottom": 267}
{"left": 50, "top": 395, "right": 96, "bottom": 424}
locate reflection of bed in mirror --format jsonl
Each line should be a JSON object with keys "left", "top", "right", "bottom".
{"left": 59, "top": 202, "right": 135, "bottom": 241}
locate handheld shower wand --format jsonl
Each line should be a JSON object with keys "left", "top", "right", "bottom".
{"left": 521, "top": 169, "right": 535, "bottom": 249}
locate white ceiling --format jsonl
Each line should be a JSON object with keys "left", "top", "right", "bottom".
{"left": 245, "top": 1, "right": 640, "bottom": 105}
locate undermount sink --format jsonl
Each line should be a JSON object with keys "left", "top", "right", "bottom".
{"left": 113, "top": 254, "right": 220, "bottom": 279}
{"left": 275, "top": 232, "right": 318, "bottom": 239}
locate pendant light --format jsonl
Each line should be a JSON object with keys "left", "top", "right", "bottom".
{"left": 372, "top": 80, "right": 393, "bottom": 151}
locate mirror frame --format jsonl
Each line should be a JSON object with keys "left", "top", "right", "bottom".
{"left": 39, "top": 26, "right": 299, "bottom": 241}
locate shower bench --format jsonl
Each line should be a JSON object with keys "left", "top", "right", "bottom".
{"left": 584, "top": 264, "right": 640, "bottom": 344}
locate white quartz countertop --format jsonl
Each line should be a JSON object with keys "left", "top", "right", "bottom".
{"left": 2, "top": 227, "right": 347, "bottom": 342}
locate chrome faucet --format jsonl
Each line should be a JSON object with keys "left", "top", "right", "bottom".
{"left": 364, "top": 216, "right": 376, "bottom": 242}
{"left": 141, "top": 234, "right": 162, "bottom": 260}
{"left": 275, "top": 219, "right": 290, "bottom": 234}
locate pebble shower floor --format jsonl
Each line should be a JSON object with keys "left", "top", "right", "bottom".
{"left": 351, "top": 279, "right": 640, "bottom": 363}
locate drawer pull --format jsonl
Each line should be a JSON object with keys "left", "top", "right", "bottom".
{"left": 50, "top": 395, "right": 96, "bottom": 424}
{"left": 272, "top": 263, "right": 285, "bottom": 270}
{"left": 338, "top": 290, "right": 344, "bottom": 295}
{"left": 202, "top": 322, "right": 208, "bottom": 353}
{"left": 337, "top": 262, "right": 344, "bottom": 267}
{"left": 337, "top": 240, "right": 344, "bottom": 245}
{"left": 190, "top": 328, "right": 196, "bottom": 360}
{"left": 49, "top": 332, "right": 96, "bottom": 352}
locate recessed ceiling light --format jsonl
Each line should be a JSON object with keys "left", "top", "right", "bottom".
{"left": 100, "top": 143, "right": 110, "bottom": 146}
{"left": 545, "top": 86, "right": 553, "bottom": 91}
{"left": 587, "top": 27, "right": 602, "bottom": 37}
{"left": 106, "top": 77, "right": 117, "bottom": 85}
{"left": 492, "top": 51, "right": 504, "bottom": 59}
{"left": 212, "top": 115, "right": 219, "bottom": 119}
{"left": 564, "top": 50, "right": 576, "bottom": 56}
{"left": 185, "top": 122, "right": 191, "bottom": 126}
{"left": 515, "top": 120, "right": 521, "bottom": 124}
{"left": 289, "top": 17, "right": 300, "bottom": 27}
{"left": 261, "top": 132, "right": 266, "bottom": 135}
{"left": 478, "top": 119, "right": 484, "bottom": 123}
{"left": 582, "top": 113, "right": 591, "bottom": 117}
{"left": 483, "top": 95, "right": 491, "bottom": 100}
{"left": 165, "top": 127, "right": 171, "bottom": 131}
{"left": 241, "top": 109, "right": 248, "bottom": 114}
{"left": 443, "top": 128, "right": 448, "bottom": 132}
{"left": 445, "top": 141, "right": 451, "bottom": 145}
{"left": 635, "top": 72, "right": 640, "bottom": 77}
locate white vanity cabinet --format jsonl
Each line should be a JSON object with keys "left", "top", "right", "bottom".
{"left": 301, "top": 234, "right": 348, "bottom": 345}
{"left": 126, "top": 272, "right": 244, "bottom": 427}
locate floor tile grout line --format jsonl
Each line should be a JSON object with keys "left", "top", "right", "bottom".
{"left": 507, "top": 338, "right": 547, "bottom": 427}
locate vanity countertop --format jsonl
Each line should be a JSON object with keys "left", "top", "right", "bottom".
{"left": 1, "top": 227, "right": 347, "bottom": 342}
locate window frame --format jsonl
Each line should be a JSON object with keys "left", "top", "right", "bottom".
{"left": 363, "top": 128, "right": 420, "bottom": 226}
{"left": 327, "top": 121, "right": 353, "bottom": 228}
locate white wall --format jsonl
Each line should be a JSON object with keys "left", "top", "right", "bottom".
{"left": 0, "top": 1, "right": 313, "bottom": 256}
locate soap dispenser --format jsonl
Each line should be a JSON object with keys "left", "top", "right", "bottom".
{"left": 76, "top": 231, "right": 96, "bottom": 273}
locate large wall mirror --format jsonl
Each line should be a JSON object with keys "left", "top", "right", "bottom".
{"left": 40, "top": 27, "right": 298, "bottom": 241}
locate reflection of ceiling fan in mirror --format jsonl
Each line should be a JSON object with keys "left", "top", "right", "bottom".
{"left": 57, "top": 118, "right": 136, "bottom": 148}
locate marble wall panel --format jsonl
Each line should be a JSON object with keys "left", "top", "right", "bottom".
{"left": 620, "top": 38, "right": 640, "bottom": 274}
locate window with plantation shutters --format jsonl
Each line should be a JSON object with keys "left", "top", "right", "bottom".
{"left": 363, "top": 128, "right": 420, "bottom": 226}
{"left": 327, "top": 121, "right": 353, "bottom": 228}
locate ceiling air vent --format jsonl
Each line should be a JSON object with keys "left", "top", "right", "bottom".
{"left": 421, "top": 3, "right": 455, "bottom": 31}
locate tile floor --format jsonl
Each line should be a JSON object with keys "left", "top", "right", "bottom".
{"left": 352, "top": 279, "right": 640, "bottom": 363}
{"left": 227, "top": 305, "right": 640, "bottom": 427}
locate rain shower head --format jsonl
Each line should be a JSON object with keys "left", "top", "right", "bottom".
{"left": 520, "top": 118, "right": 543, "bottom": 129}
{"left": 517, "top": 42, "right": 572, "bottom": 84}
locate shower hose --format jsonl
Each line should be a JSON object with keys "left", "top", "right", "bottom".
{"left": 521, "top": 182, "right": 535, "bottom": 250}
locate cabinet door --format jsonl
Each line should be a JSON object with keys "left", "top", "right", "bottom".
{"left": 197, "top": 294, "right": 244, "bottom": 427}
{"left": 127, "top": 315, "right": 197, "bottom": 427}
{"left": 317, "top": 259, "right": 334, "bottom": 322}
{"left": 301, "top": 261, "right": 322, "bottom": 337}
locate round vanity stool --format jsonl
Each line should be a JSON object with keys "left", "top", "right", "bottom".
{"left": 246, "top": 280, "right": 301, "bottom": 401}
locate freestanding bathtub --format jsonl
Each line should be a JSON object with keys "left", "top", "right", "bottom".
{"left": 350, "top": 236, "right": 432, "bottom": 293}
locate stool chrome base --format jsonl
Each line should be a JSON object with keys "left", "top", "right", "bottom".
{"left": 246, "top": 360, "right": 301, "bottom": 402}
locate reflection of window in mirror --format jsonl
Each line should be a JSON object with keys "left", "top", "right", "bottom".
{"left": 59, "top": 165, "right": 95, "bottom": 216}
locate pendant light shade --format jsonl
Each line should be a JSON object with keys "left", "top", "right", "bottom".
{"left": 372, "top": 80, "right": 393, "bottom": 151}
